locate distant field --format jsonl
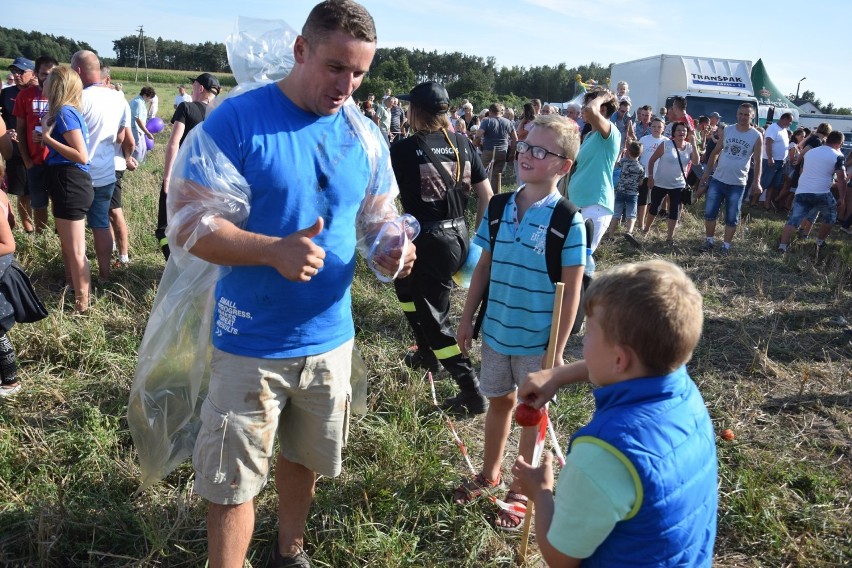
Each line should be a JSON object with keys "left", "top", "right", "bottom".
{"left": 0, "top": 57, "right": 236, "bottom": 93}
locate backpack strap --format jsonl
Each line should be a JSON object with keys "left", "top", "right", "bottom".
{"left": 544, "top": 197, "right": 579, "bottom": 283}
{"left": 474, "top": 191, "right": 512, "bottom": 340}
{"left": 487, "top": 192, "right": 513, "bottom": 253}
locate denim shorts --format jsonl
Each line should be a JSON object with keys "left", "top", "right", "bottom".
{"left": 26, "top": 164, "right": 51, "bottom": 209}
{"left": 193, "top": 340, "right": 353, "bottom": 505}
{"left": 786, "top": 192, "right": 837, "bottom": 227}
{"left": 704, "top": 178, "right": 746, "bottom": 227}
{"left": 479, "top": 342, "right": 543, "bottom": 398}
{"left": 760, "top": 159, "right": 784, "bottom": 189}
{"left": 87, "top": 183, "right": 115, "bottom": 229}
{"left": 613, "top": 192, "right": 639, "bottom": 220}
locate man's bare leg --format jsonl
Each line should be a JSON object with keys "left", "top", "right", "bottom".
{"left": 110, "top": 208, "right": 130, "bottom": 261}
{"left": 207, "top": 500, "right": 255, "bottom": 568}
{"left": 92, "top": 228, "right": 113, "bottom": 280}
{"left": 276, "top": 455, "right": 317, "bottom": 557}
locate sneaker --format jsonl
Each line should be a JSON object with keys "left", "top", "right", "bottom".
{"left": 720, "top": 246, "right": 731, "bottom": 256}
{"left": 698, "top": 241, "right": 715, "bottom": 253}
{"left": 404, "top": 347, "right": 440, "bottom": 374}
{"left": 442, "top": 391, "right": 487, "bottom": 415}
{"left": 270, "top": 544, "right": 312, "bottom": 568}
{"left": 839, "top": 225, "right": 852, "bottom": 235}
{"left": 0, "top": 383, "right": 21, "bottom": 397}
{"left": 623, "top": 233, "right": 641, "bottom": 249}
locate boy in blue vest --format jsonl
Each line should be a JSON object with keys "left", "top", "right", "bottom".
{"left": 512, "top": 259, "right": 717, "bottom": 567}
{"left": 454, "top": 114, "right": 586, "bottom": 530}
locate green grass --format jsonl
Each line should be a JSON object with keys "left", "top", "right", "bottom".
{"left": 0, "top": 102, "right": 850, "bottom": 566}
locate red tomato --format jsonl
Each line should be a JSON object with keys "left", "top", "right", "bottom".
{"left": 515, "top": 403, "right": 545, "bottom": 427}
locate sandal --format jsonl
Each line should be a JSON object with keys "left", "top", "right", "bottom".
{"left": 452, "top": 472, "right": 502, "bottom": 505}
{"left": 495, "top": 490, "right": 528, "bottom": 531}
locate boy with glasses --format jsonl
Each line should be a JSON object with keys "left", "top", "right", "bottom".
{"left": 454, "top": 115, "right": 585, "bottom": 531}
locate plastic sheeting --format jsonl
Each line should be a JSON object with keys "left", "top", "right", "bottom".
{"left": 128, "top": 17, "right": 416, "bottom": 491}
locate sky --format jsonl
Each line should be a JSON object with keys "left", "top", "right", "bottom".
{"left": 5, "top": 0, "right": 851, "bottom": 109}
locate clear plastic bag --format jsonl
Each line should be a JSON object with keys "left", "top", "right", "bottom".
{"left": 128, "top": 17, "right": 414, "bottom": 490}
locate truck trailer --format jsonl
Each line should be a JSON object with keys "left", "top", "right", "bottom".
{"left": 610, "top": 54, "right": 759, "bottom": 126}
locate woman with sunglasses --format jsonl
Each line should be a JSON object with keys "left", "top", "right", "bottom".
{"left": 643, "top": 121, "right": 700, "bottom": 245}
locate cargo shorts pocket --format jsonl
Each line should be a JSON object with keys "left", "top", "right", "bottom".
{"left": 342, "top": 392, "right": 351, "bottom": 449}
{"left": 193, "top": 399, "right": 230, "bottom": 485}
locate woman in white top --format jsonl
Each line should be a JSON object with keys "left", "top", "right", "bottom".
{"left": 643, "top": 121, "right": 700, "bottom": 244}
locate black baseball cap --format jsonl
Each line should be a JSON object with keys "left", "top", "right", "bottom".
{"left": 397, "top": 81, "right": 449, "bottom": 115}
{"left": 190, "top": 73, "right": 220, "bottom": 95}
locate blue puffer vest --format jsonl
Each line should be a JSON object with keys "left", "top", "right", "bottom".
{"left": 570, "top": 366, "right": 717, "bottom": 567}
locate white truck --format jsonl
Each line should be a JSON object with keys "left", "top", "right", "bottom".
{"left": 610, "top": 54, "right": 759, "bottom": 126}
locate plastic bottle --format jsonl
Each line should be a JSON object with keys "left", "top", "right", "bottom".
{"left": 584, "top": 247, "right": 596, "bottom": 277}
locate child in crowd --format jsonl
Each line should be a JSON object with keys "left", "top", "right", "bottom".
{"left": 454, "top": 115, "right": 586, "bottom": 530}
{"left": 0, "top": 157, "right": 17, "bottom": 397}
{"left": 608, "top": 140, "right": 644, "bottom": 243}
{"left": 512, "top": 259, "right": 717, "bottom": 567}
{"left": 0, "top": 156, "right": 48, "bottom": 396}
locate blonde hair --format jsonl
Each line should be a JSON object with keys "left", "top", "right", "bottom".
{"left": 44, "top": 66, "right": 83, "bottom": 126}
{"left": 585, "top": 260, "right": 703, "bottom": 373}
{"left": 455, "top": 118, "right": 467, "bottom": 134}
{"left": 530, "top": 114, "right": 580, "bottom": 161}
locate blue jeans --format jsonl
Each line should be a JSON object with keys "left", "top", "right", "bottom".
{"left": 705, "top": 179, "right": 745, "bottom": 227}
{"left": 613, "top": 192, "right": 639, "bottom": 220}
{"left": 87, "top": 183, "right": 115, "bottom": 229}
{"left": 786, "top": 192, "right": 837, "bottom": 226}
{"left": 26, "top": 164, "right": 51, "bottom": 209}
{"left": 760, "top": 159, "right": 784, "bottom": 189}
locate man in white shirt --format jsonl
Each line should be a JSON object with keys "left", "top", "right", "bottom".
{"left": 173, "top": 85, "right": 191, "bottom": 108}
{"left": 759, "top": 111, "right": 792, "bottom": 209}
{"left": 778, "top": 130, "right": 847, "bottom": 252}
{"left": 71, "top": 50, "right": 133, "bottom": 281}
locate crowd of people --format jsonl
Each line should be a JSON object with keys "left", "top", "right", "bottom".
{"left": 356, "top": 79, "right": 851, "bottom": 257}
{"left": 0, "top": 1, "right": 849, "bottom": 566}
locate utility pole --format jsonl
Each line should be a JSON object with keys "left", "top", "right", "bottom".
{"left": 135, "top": 26, "right": 149, "bottom": 83}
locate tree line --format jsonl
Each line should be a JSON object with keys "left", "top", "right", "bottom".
{"left": 0, "top": 28, "right": 611, "bottom": 107}
{"left": 10, "top": 26, "right": 850, "bottom": 115}
{"left": 0, "top": 27, "right": 95, "bottom": 65}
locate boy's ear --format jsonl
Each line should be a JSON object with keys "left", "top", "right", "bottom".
{"left": 560, "top": 159, "right": 574, "bottom": 175}
{"left": 612, "top": 344, "right": 632, "bottom": 375}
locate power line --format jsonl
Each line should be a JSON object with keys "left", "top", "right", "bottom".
{"left": 134, "top": 26, "right": 148, "bottom": 83}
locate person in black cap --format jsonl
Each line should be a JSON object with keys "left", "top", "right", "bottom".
{"left": 391, "top": 80, "right": 493, "bottom": 414}
{"left": 1, "top": 57, "right": 38, "bottom": 232}
{"left": 156, "top": 73, "right": 220, "bottom": 260}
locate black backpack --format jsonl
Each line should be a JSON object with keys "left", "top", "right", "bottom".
{"left": 473, "top": 192, "right": 593, "bottom": 338}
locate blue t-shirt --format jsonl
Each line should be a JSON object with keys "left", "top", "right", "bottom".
{"left": 187, "top": 84, "right": 386, "bottom": 358}
{"left": 473, "top": 189, "right": 585, "bottom": 355}
{"left": 46, "top": 105, "right": 90, "bottom": 171}
{"left": 567, "top": 127, "right": 621, "bottom": 213}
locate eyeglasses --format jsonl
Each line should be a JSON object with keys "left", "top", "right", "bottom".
{"left": 516, "top": 141, "right": 567, "bottom": 160}
{"left": 10, "top": 68, "right": 29, "bottom": 76}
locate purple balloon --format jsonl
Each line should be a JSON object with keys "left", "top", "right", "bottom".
{"left": 146, "top": 117, "right": 165, "bottom": 134}
{"left": 146, "top": 137, "right": 154, "bottom": 151}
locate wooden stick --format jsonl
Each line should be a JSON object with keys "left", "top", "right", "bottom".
{"left": 496, "top": 171, "right": 502, "bottom": 194}
{"left": 519, "top": 282, "right": 564, "bottom": 563}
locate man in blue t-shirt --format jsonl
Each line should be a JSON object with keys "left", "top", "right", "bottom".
{"left": 168, "top": 2, "right": 415, "bottom": 566}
